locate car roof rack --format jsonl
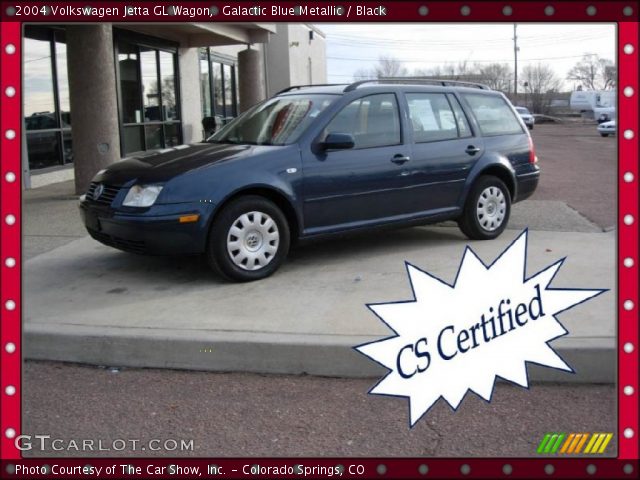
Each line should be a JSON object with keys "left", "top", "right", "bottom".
{"left": 344, "top": 78, "right": 491, "bottom": 92}
{"left": 276, "top": 84, "right": 348, "bottom": 95}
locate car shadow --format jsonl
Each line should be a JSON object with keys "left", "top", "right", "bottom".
{"left": 90, "top": 225, "right": 465, "bottom": 281}
{"left": 288, "top": 225, "right": 465, "bottom": 264}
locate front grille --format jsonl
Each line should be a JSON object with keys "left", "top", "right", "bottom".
{"left": 86, "top": 182, "right": 120, "bottom": 206}
{"left": 88, "top": 229, "right": 147, "bottom": 254}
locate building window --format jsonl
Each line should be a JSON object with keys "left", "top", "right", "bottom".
{"left": 200, "top": 48, "right": 239, "bottom": 123}
{"left": 24, "top": 26, "right": 73, "bottom": 170}
{"left": 115, "top": 32, "right": 182, "bottom": 156}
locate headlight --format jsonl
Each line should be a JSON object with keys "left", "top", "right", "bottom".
{"left": 122, "top": 185, "right": 163, "bottom": 207}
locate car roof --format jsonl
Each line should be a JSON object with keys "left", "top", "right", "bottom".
{"left": 278, "top": 85, "right": 348, "bottom": 95}
{"left": 277, "top": 82, "right": 498, "bottom": 97}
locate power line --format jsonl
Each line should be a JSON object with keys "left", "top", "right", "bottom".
{"left": 326, "top": 53, "right": 598, "bottom": 64}
{"left": 327, "top": 33, "right": 606, "bottom": 50}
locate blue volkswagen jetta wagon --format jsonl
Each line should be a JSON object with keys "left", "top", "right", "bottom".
{"left": 80, "top": 79, "right": 540, "bottom": 281}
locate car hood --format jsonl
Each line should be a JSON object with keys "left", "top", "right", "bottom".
{"left": 95, "top": 143, "right": 276, "bottom": 185}
{"left": 599, "top": 121, "right": 616, "bottom": 127}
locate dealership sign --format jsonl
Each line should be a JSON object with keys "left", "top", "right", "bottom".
{"left": 356, "top": 230, "right": 606, "bottom": 426}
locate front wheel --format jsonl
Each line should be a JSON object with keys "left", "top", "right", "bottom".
{"left": 600, "top": 133, "right": 609, "bottom": 137}
{"left": 458, "top": 176, "right": 511, "bottom": 240}
{"left": 207, "top": 196, "right": 290, "bottom": 281}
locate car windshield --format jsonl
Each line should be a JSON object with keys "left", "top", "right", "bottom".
{"left": 515, "top": 107, "right": 530, "bottom": 114}
{"left": 208, "top": 94, "right": 338, "bottom": 146}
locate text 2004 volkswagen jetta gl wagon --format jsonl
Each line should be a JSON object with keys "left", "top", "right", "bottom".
{"left": 80, "top": 80, "right": 540, "bottom": 281}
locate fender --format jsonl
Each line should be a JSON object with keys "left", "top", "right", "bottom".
{"left": 210, "top": 179, "right": 303, "bottom": 237}
{"left": 459, "top": 153, "right": 517, "bottom": 208}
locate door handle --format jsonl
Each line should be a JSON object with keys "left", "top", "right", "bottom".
{"left": 391, "top": 154, "right": 411, "bottom": 165}
{"left": 465, "top": 145, "right": 481, "bottom": 155}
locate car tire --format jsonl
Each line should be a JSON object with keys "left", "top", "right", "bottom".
{"left": 528, "top": 124, "right": 534, "bottom": 130}
{"left": 458, "top": 175, "right": 511, "bottom": 240}
{"left": 206, "top": 195, "right": 290, "bottom": 282}
{"left": 600, "top": 133, "right": 609, "bottom": 137}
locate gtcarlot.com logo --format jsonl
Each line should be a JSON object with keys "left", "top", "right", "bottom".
{"left": 15, "top": 435, "right": 194, "bottom": 452}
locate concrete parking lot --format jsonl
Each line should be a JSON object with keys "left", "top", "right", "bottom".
{"left": 22, "top": 122, "right": 618, "bottom": 457}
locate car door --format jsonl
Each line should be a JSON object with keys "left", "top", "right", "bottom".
{"left": 403, "top": 92, "right": 483, "bottom": 213}
{"left": 301, "top": 92, "right": 415, "bottom": 233}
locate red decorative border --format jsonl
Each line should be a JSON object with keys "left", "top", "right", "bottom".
{"left": 1, "top": 18, "right": 21, "bottom": 462}
{"left": 1, "top": 1, "right": 638, "bottom": 477}
{"left": 618, "top": 20, "right": 639, "bottom": 463}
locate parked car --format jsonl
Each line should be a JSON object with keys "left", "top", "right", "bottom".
{"left": 515, "top": 106, "right": 535, "bottom": 129}
{"left": 80, "top": 80, "right": 540, "bottom": 281}
{"left": 597, "top": 120, "right": 616, "bottom": 137}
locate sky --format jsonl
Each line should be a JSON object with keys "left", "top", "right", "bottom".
{"left": 320, "top": 23, "right": 616, "bottom": 90}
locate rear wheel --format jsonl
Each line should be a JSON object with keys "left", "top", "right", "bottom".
{"left": 207, "top": 196, "right": 290, "bottom": 281}
{"left": 458, "top": 176, "right": 511, "bottom": 240}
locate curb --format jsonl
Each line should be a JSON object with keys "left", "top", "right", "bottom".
{"left": 24, "top": 324, "right": 615, "bottom": 383}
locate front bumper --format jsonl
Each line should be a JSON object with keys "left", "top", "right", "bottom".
{"left": 79, "top": 200, "right": 215, "bottom": 255}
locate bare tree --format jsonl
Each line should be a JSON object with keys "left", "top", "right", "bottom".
{"left": 353, "top": 55, "right": 408, "bottom": 80}
{"left": 521, "top": 63, "right": 562, "bottom": 113}
{"left": 353, "top": 67, "right": 376, "bottom": 81}
{"left": 567, "top": 54, "right": 616, "bottom": 90}
{"left": 474, "top": 63, "right": 512, "bottom": 92}
{"left": 376, "top": 55, "right": 408, "bottom": 78}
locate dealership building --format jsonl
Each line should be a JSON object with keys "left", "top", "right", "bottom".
{"left": 22, "top": 23, "right": 326, "bottom": 191}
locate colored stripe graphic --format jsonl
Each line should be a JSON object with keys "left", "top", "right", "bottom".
{"left": 591, "top": 433, "right": 607, "bottom": 453}
{"left": 597, "top": 433, "right": 613, "bottom": 454}
{"left": 584, "top": 433, "right": 599, "bottom": 454}
{"left": 537, "top": 434, "right": 552, "bottom": 454}
{"left": 544, "top": 434, "right": 558, "bottom": 453}
{"left": 539, "top": 433, "right": 613, "bottom": 455}
{"left": 560, "top": 434, "right": 575, "bottom": 453}
{"left": 550, "top": 433, "right": 565, "bottom": 453}
{"left": 567, "top": 434, "right": 582, "bottom": 453}
{"left": 575, "top": 433, "right": 589, "bottom": 453}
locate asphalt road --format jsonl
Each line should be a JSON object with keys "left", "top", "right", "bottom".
{"left": 23, "top": 362, "right": 616, "bottom": 458}
{"left": 529, "top": 123, "right": 616, "bottom": 229}
{"left": 21, "top": 121, "right": 618, "bottom": 459}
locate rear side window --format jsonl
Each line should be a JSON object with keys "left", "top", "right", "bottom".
{"left": 325, "top": 93, "right": 401, "bottom": 149}
{"left": 406, "top": 93, "right": 458, "bottom": 143}
{"left": 462, "top": 93, "right": 524, "bottom": 136}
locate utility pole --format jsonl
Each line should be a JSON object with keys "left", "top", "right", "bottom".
{"left": 513, "top": 23, "right": 519, "bottom": 101}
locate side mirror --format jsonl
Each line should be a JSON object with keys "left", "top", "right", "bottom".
{"left": 322, "top": 132, "right": 355, "bottom": 150}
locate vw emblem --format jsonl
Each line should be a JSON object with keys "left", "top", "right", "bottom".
{"left": 92, "top": 183, "right": 104, "bottom": 200}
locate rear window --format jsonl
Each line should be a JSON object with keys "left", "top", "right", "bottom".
{"left": 462, "top": 94, "right": 524, "bottom": 136}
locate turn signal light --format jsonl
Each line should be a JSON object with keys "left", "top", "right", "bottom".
{"left": 179, "top": 214, "right": 200, "bottom": 223}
